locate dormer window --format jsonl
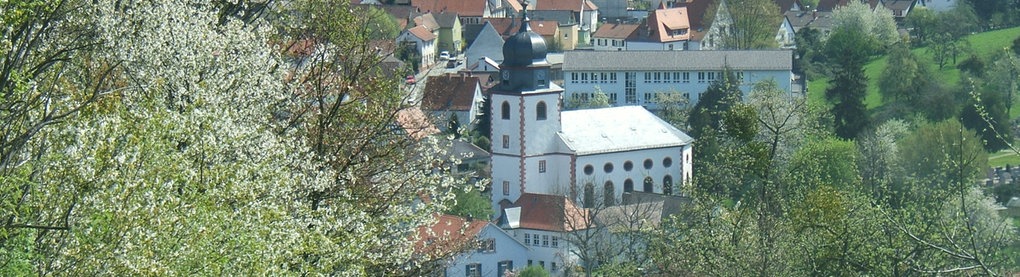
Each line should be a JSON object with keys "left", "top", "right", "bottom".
{"left": 670, "top": 29, "right": 688, "bottom": 36}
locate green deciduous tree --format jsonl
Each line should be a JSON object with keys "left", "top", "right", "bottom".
{"left": 688, "top": 69, "right": 742, "bottom": 138}
{"left": 723, "top": 0, "right": 782, "bottom": 49}
{"left": 880, "top": 43, "right": 931, "bottom": 104}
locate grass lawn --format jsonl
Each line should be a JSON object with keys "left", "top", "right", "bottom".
{"left": 806, "top": 26, "right": 1020, "bottom": 111}
{"left": 989, "top": 149, "right": 1020, "bottom": 168}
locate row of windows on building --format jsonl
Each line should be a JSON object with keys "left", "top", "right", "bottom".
{"left": 583, "top": 157, "right": 674, "bottom": 175}
{"left": 579, "top": 175, "right": 677, "bottom": 207}
{"left": 595, "top": 38, "right": 626, "bottom": 47}
{"left": 568, "top": 71, "right": 745, "bottom": 84}
{"left": 523, "top": 233, "right": 559, "bottom": 248}
{"left": 499, "top": 101, "right": 547, "bottom": 121}
{"left": 569, "top": 91, "right": 689, "bottom": 105}
{"left": 466, "top": 260, "right": 516, "bottom": 277}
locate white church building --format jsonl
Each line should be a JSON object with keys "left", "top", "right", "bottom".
{"left": 485, "top": 6, "right": 693, "bottom": 272}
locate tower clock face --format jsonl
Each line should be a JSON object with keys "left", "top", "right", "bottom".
{"left": 501, "top": 70, "right": 510, "bottom": 81}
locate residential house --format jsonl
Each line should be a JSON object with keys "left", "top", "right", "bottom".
{"left": 776, "top": 15, "right": 797, "bottom": 49}
{"left": 627, "top": 3, "right": 693, "bottom": 51}
{"left": 562, "top": 50, "right": 793, "bottom": 109}
{"left": 434, "top": 13, "right": 464, "bottom": 54}
{"left": 530, "top": 10, "right": 581, "bottom": 51}
{"left": 421, "top": 74, "right": 485, "bottom": 131}
{"left": 590, "top": 0, "right": 628, "bottom": 19}
{"left": 377, "top": 4, "right": 421, "bottom": 30}
{"left": 592, "top": 22, "right": 640, "bottom": 51}
{"left": 532, "top": 0, "right": 599, "bottom": 45}
{"left": 397, "top": 25, "right": 438, "bottom": 71}
{"left": 882, "top": 0, "right": 916, "bottom": 20}
{"left": 678, "top": 0, "right": 731, "bottom": 50}
{"left": 411, "top": 0, "right": 508, "bottom": 25}
{"left": 484, "top": 17, "right": 563, "bottom": 51}
{"left": 785, "top": 10, "right": 835, "bottom": 34}
{"left": 917, "top": 0, "right": 955, "bottom": 12}
{"left": 395, "top": 107, "right": 441, "bottom": 140}
{"left": 465, "top": 21, "right": 506, "bottom": 70}
{"left": 416, "top": 214, "right": 529, "bottom": 277}
{"left": 500, "top": 193, "right": 592, "bottom": 273}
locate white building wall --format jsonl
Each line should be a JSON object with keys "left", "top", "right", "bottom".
{"left": 509, "top": 229, "right": 576, "bottom": 274}
{"left": 522, "top": 154, "right": 574, "bottom": 196}
{"left": 564, "top": 69, "right": 792, "bottom": 109}
{"left": 444, "top": 225, "right": 530, "bottom": 277}
{"left": 573, "top": 147, "right": 688, "bottom": 205}
{"left": 521, "top": 93, "right": 563, "bottom": 156}
{"left": 593, "top": 38, "right": 627, "bottom": 51}
{"left": 625, "top": 40, "right": 689, "bottom": 51}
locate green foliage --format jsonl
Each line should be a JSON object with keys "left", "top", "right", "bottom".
{"left": 565, "top": 86, "right": 612, "bottom": 110}
{"left": 517, "top": 265, "right": 550, "bottom": 277}
{"left": 593, "top": 261, "right": 641, "bottom": 277}
{"left": 364, "top": 6, "right": 400, "bottom": 40}
{"left": 653, "top": 91, "right": 691, "bottom": 130}
{"left": 688, "top": 69, "right": 742, "bottom": 138}
{"left": 960, "top": 82, "right": 1012, "bottom": 152}
{"left": 906, "top": 7, "right": 937, "bottom": 46}
{"left": 899, "top": 119, "right": 988, "bottom": 190}
{"left": 880, "top": 43, "right": 930, "bottom": 104}
{"left": 788, "top": 137, "right": 860, "bottom": 193}
{"left": 447, "top": 185, "right": 493, "bottom": 220}
{"left": 830, "top": 0, "right": 899, "bottom": 50}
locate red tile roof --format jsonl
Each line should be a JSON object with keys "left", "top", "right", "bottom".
{"left": 407, "top": 25, "right": 436, "bottom": 41}
{"left": 411, "top": 0, "right": 486, "bottom": 17}
{"left": 395, "top": 108, "right": 440, "bottom": 140}
{"left": 413, "top": 214, "right": 489, "bottom": 257}
{"left": 648, "top": 6, "right": 691, "bottom": 42}
{"left": 421, "top": 75, "right": 481, "bottom": 112}
{"left": 414, "top": 13, "right": 440, "bottom": 31}
{"left": 593, "top": 23, "right": 641, "bottom": 39}
{"left": 484, "top": 18, "right": 559, "bottom": 38}
{"left": 514, "top": 193, "right": 592, "bottom": 232}
{"left": 533, "top": 0, "right": 598, "bottom": 12}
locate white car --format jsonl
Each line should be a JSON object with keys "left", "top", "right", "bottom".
{"left": 439, "top": 51, "right": 450, "bottom": 61}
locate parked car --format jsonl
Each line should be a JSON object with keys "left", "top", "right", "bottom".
{"left": 405, "top": 75, "right": 416, "bottom": 85}
{"left": 446, "top": 57, "right": 459, "bottom": 68}
{"left": 439, "top": 51, "right": 450, "bottom": 61}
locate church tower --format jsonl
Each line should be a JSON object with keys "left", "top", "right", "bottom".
{"left": 490, "top": 3, "right": 569, "bottom": 216}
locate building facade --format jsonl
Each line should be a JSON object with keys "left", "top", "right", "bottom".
{"left": 561, "top": 50, "right": 793, "bottom": 109}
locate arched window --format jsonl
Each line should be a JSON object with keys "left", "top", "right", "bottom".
{"left": 536, "top": 101, "right": 547, "bottom": 120}
{"left": 624, "top": 179, "right": 634, "bottom": 192}
{"left": 663, "top": 175, "right": 673, "bottom": 195}
{"left": 583, "top": 183, "right": 595, "bottom": 208}
{"left": 604, "top": 181, "right": 615, "bottom": 206}
{"left": 643, "top": 177, "right": 654, "bottom": 192}
{"left": 501, "top": 101, "right": 510, "bottom": 120}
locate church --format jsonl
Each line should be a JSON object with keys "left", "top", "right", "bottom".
{"left": 489, "top": 6, "right": 694, "bottom": 219}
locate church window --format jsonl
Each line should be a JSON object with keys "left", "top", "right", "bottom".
{"left": 663, "top": 157, "right": 673, "bottom": 168}
{"left": 502, "top": 135, "right": 509, "bottom": 149}
{"left": 536, "top": 101, "right": 547, "bottom": 120}
{"left": 539, "top": 160, "right": 547, "bottom": 173}
{"left": 503, "top": 181, "right": 510, "bottom": 195}
{"left": 604, "top": 181, "right": 615, "bottom": 206}
{"left": 623, "top": 161, "right": 633, "bottom": 171}
{"left": 643, "top": 159, "right": 653, "bottom": 169}
{"left": 583, "top": 183, "right": 595, "bottom": 208}
{"left": 583, "top": 164, "right": 594, "bottom": 175}
{"left": 603, "top": 162, "right": 613, "bottom": 173}
{"left": 643, "top": 177, "right": 654, "bottom": 192}
{"left": 624, "top": 179, "right": 634, "bottom": 192}
{"left": 663, "top": 175, "right": 674, "bottom": 195}
{"left": 501, "top": 101, "right": 510, "bottom": 119}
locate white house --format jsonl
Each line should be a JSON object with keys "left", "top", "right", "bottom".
{"left": 592, "top": 22, "right": 640, "bottom": 51}
{"left": 397, "top": 25, "right": 438, "bottom": 71}
{"left": 626, "top": 2, "right": 694, "bottom": 51}
{"left": 465, "top": 7, "right": 697, "bottom": 275}
{"left": 466, "top": 21, "right": 505, "bottom": 70}
{"left": 561, "top": 50, "right": 793, "bottom": 109}
{"left": 417, "top": 214, "right": 529, "bottom": 277}
{"left": 776, "top": 16, "right": 797, "bottom": 49}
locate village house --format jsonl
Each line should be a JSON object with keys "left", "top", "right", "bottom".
{"left": 420, "top": 74, "right": 485, "bottom": 132}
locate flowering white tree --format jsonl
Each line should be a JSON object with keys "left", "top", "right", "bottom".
{"left": 1, "top": 0, "right": 457, "bottom": 275}
{"left": 830, "top": 1, "right": 900, "bottom": 48}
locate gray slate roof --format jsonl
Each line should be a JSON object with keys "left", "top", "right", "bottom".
{"left": 559, "top": 106, "right": 693, "bottom": 155}
{"left": 562, "top": 50, "right": 793, "bottom": 71}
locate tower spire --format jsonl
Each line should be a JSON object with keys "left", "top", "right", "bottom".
{"left": 519, "top": 0, "right": 531, "bottom": 33}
